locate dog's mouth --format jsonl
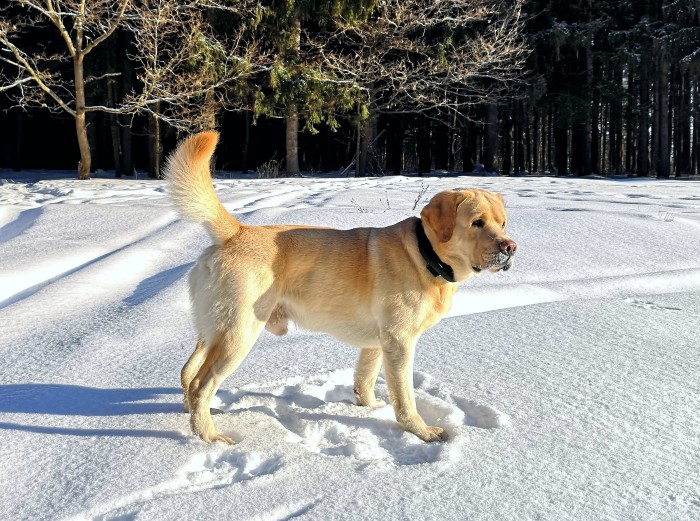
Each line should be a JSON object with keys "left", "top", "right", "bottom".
{"left": 474, "top": 252, "right": 514, "bottom": 273}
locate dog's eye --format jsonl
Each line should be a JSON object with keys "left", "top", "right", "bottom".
{"left": 472, "top": 219, "right": 484, "bottom": 228}
{"left": 502, "top": 222, "right": 506, "bottom": 229}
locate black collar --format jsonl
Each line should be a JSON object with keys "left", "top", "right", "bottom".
{"left": 415, "top": 219, "right": 455, "bottom": 283}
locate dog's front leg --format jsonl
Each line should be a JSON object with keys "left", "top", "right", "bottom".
{"left": 353, "top": 348, "right": 385, "bottom": 408}
{"left": 380, "top": 332, "right": 447, "bottom": 442}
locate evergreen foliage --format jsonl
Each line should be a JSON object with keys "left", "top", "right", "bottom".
{"left": 0, "top": 0, "right": 697, "bottom": 178}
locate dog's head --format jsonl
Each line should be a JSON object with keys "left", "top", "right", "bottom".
{"left": 420, "top": 189, "right": 517, "bottom": 281}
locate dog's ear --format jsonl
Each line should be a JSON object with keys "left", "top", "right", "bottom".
{"left": 421, "top": 190, "right": 469, "bottom": 243}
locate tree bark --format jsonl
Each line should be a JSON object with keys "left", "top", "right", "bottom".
{"left": 285, "top": 105, "right": 300, "bottom": 176}
{"left": 357, "top": 114, "right": 376, "bottom": 177}
{"left": 284, "top": 17, "right": 301, "bottom": 177}
{"left": 73, "top": 53, "right": 92, "bottom": 180}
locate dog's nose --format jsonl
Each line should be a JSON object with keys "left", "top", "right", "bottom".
{"left": 499, "top": 239, "right": 517, "bottom": 255}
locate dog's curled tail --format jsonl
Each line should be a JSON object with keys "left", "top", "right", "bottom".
{"left": 164, "top": 131, "right": 240, "bottom": 244}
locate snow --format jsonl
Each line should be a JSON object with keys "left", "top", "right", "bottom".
{"left": 0, "top": 170, "right": 699, "bottom": 520}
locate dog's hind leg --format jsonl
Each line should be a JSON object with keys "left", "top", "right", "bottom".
{"left": 187, "top": 316, "right": 265, "bottom": 444}
{"left": 353, "top": 348, "right": 385, "bottom": 408}
{"left": 181, "top": 339, "right": 207, "bottom": 413}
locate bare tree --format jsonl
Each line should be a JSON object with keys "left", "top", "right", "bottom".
{"left": 305, "top": 0, "right": 528, "bottom": 175}
{"left": 122, "top": 1, "right": 266, "bottom": 131}
{"left": 0, "top": 0, "right": 266, "bottom": 179}
{"left": 1, "top": 0, "right": 131, "bottom": 178}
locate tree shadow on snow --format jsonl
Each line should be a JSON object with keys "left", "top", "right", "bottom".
{"left": 0, "top": 384, "right": 187, "bottom": 440}
{"left": 122, "top": 262, "right": 193, "bottom": 307}
{"left": 0, "top": 383, "right": 182, "bottom": 416}
{"left": 0, "top": 421, "right": 187, "bottom": 440}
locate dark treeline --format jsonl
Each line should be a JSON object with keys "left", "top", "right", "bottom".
{"left": 1, "top": 0, "right": 698, "bottom": 178}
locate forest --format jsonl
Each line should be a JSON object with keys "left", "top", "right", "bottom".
{"left": 1, "top": 0, "right": 698, "bottom": 179}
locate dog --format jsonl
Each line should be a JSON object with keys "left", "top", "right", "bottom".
{"left": 164, "top": 132, "right": 517, "bottom": 444}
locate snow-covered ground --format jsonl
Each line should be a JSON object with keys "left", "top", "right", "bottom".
{"left": 0, "top": 170, "right": 698, "bottom": 520}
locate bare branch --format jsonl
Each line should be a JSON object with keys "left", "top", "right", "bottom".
{"left": 0, "top": 26, "right": 77, "bottom": 115}
{"left": 84, "top": 71, "right": 121, "bottom": 84}
{"left": 303, "top": 0, "right": 528, "bottom": 117}
{"left": 83, "top": 0, "right": 129, "bottom": 55}
{"left": 43, "top": 0, "right": 77, "bottom": 56}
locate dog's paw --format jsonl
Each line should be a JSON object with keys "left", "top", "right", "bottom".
{"left": 356, "top": 396, "right": 386, "bottom": 408}
{"left": 416, "top": 425, "right": 448, "bottom": 443}
{"left": 206, "top": 433, "right": 235, "bottom": 445}
{"left": 353, "top": 386, "right": 387, "bottom": 408}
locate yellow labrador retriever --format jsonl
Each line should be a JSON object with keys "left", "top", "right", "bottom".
{"left": 165, "top": 132, "right": 517, "bottom": 444}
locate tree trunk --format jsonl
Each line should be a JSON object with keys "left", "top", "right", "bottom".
{"left": 433, "top": 122, "right": 449, "bottom": 171}
{"left": 284, "top": 16, "right": 301, "bottom": 177}
{"left": 148, "top": 104, "right": 162, "bottom": 179}
{"left": 692, "top": 80, "right": 699, "bottom": 177}
{"left": 385, "top": 116, "right": 403, "bottom": 176}
{"left": 73, "top": 53, "right": 91, "bottom": 180}
{"left": 573, "top": 36, "right": 593, "bottom": 176}
{"left": 525, "top": 109, "right": 532, "bottom": 174}
{"left": 625, "top": 67, "right": 635, "bottom": 174}
{"left": 119, "top": 31, "right": 133, "bottom": 177}
{"left": 637, "top": 49, "right": 650, "bottom": 176}
{"left": 13, "top": 108, "right": 23, "bottom": 171}
{"left": 107, "top": 81, "right": 122, "bottom": 177}
{"left": 356, "top": 105, "right": 377, "bottom": 177}
{"left": 679, "top": 71, "right": 691, "bottom": 176}
{"left": 554, "top": 124, "right": 568, "bottom": 176}
{"left": 591, "top": 86, "right": 600, "bottom": 174}
{"left": 417, "top": 118, "right": 432, "bottom": 175}
{"left": 484, "top": 103, "right": 499, "bottom": 173}
{"left": 502, "top": 110, "right": 512, "bottom": 176}
{"left": 532, "top": 110, "right": 539, "bottom": 174}
{"left": 610, "top": 65, "right": 623, "bottom": 174}
{"left": 242, "top": 110, "right": 250, "bottom": 173}
{"left": 515, "top": 104, "right": 525, "bottom": 174}
{"left": 547, "top": 103, "right": 553, "bottom": 170}
{"left": 656, "top": 42, "right": 670, "bottom": 178}
{"left": 285, "top": 105, "right": 300, "bottom": 176}
{"left": 462, "top": 118, "right": 477, "bottom": 172}
{"left": 448, "top": 111, "right": 458, "bottom": 171}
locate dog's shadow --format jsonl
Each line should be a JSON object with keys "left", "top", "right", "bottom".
{"left": 0, "top": 384, "right": 184, "bottom": 439}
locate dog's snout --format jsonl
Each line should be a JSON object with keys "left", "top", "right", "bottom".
{"left": 499, "top": 239, "right": 517, "bottom": 255}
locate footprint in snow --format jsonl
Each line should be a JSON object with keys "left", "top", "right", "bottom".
{"left": 214, "top": 369, "right": 509, "bottom": 466}
{"left": 624, "top": 298, "right": 681, "bottom": 311}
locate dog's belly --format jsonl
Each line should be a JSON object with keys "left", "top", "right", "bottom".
{"left": 282, "top": 302, "right": 381, "bottom": 348}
